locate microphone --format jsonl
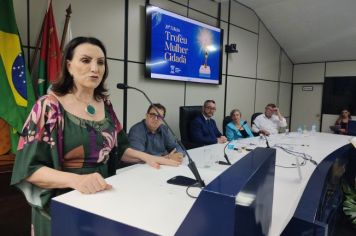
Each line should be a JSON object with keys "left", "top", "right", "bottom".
{"left": 116, "top": 83, "right": 128, "bottom": 90}
{"left": 260, "top": 133, "right": 270, "bottom": 148}
{"left": 219, "top": 121, "right": 248, "bottom": 165}
{"left": 265, "top": 135, "right": 270, "bottom": 148}
{"left": 254, "top": 121, "right": 271, "bottom": 148}
{"left": 117, "top": 83, "right": 206, "bottom": 187}
{"left": 219, "top": 141, "right": 232, "bottom": 165}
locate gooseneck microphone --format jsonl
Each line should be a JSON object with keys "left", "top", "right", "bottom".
{"left": 219, "top": 120, "right": 248, "bottom": 165}
{"left": 117, "top": 83, "right": 206, "bottom": 187}
{"left": 262, "top": 134, "right": 270, "bottom": 148}
{"left": 253, "top": 121, "right": 270, "bottom": 148}
{"left": 116, "top": 83, "right": 129, "bottom": 90}
{"left": 219, "top": 141, "right": 232, "bottom": 165}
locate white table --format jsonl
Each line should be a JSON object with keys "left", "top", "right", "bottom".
{"left": 52, "top": 132, "right": 351, "bottom": 235}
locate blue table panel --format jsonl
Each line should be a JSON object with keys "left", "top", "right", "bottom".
{"left": 176, "top": 147, "right": 276, "bottom": 236}
{"left": 52, "top": 201, "right": 156, "bottom": 236}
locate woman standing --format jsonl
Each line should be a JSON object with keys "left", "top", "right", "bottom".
{"left": 225, "top": 109, "right": 254, "bottom": 141}
{"left": 11, "top": 37, "right": 180, "bottom": 236}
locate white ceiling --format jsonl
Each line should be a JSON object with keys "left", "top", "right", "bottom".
{"left": 235, "top": 0, "right": 356, "bottom": 64}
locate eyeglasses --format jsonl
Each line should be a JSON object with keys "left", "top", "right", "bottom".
{"left": 204, "top": 106, "right": 216, "bottom": 111}
{"left": 148, "top": 113, "right": 164, "bottom": 120}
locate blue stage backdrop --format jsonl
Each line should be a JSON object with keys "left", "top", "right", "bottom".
{"left": 146, "top": 5, "right": 223, "bottom": 85}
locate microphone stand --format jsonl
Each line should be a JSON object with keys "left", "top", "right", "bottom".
{"left": 262, "top": 134, "right": 270, "bottom": 148}
{"left": 117, "top": 83, "right": 206, "bottom": 187}
{"left": 254, "top": 121, "right": 270, "bottom": 148}
{"left": 219, "top": 120, "right": 249, "bottom": 165}
{"left": 218, "top": 141, "right": 232, "bottom": 165}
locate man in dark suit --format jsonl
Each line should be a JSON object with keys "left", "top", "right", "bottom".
{"left": 189, "top": 100, "right": 227, "bottom": 146}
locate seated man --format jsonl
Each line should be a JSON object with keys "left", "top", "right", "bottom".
{"left": 189, "top": 100, "right": 227, "bottom": 146}
{"left": 128, "top": 103, "right": 183, "bottom": 163}
{"left": 252, "top": 103, "right": 287, "bottom": 136}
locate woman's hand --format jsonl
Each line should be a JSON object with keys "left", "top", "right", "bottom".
{"left": 339, "top": 128, "right": 347, "bottom": 134}
{"left": 72, "top": 172, "right": 112, "bottom": 194}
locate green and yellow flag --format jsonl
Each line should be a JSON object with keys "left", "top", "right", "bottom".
{"left": 0, "top": 0, "right": 35, "bottom": 152}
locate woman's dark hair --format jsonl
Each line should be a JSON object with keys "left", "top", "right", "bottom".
{"left": 51, "top": 37, "right": 109, "bottom": 100}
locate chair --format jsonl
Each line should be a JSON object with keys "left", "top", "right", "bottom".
{"left": 179, "top": 106, "right": 202, "bottom": 149}
{"left": 222, "top": 116, "right": 232, "bottom": 136}
{"left": 251, "top": 112, "right": 262, "bottom": 136}
{"left": 347, "top": 120, "right": 356, "bottom": 136}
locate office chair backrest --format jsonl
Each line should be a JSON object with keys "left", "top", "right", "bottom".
{"left": 179, "top": 106, "right": 202, "bottom": 149}
{"left": 251, "top": 112, "right": 263, "bottom": 136}
{"left": 251, "top": 112, "right": 263, "bottom": 126}
{"left": 222, "top": 116, "right": 232, "bottom": 136}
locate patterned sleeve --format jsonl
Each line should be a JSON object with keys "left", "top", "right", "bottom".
{"left": 104, "top": 98, "right": 129, "bottom": 176}
{"left": 10, "top": 95, "right": 64, "bottom": 209}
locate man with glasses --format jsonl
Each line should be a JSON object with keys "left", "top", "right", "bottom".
{"left": 189, "top": 100, "right": 227, "bottom": 146}
{"left": 252, "top": 103, "right": 287, "bottom": 136}
{"left": 128, "top": 103, "right": 183, "bottom": 163}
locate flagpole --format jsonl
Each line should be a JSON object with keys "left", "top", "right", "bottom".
{"left": 60, "top": 4, "right": 72, "bottom": 51}
{"left": 29, "top": 17, "right": 45, "bottom": 73}
{"left": 29, "top": 0, "right": 52, "bottom": 73}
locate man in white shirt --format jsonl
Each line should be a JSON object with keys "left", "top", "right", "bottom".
{"left": 252, "top": 103, "right": 287, "bottom": 136}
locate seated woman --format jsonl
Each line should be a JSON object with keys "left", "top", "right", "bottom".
{"left": 225, "top": 109, "right": 254, "bottom": 141}
{"left": 335, "top": 109, "right": 352, "bottom": 135}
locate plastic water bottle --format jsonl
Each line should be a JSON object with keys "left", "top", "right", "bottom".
{"left": 285, "top": 128, "right": 289, "bottom": 135}
{"left": 297, "top": 126, "right": 303, "bottom": 134}
{"left": 311, "top": 124, "right": 316, "bottom": 133}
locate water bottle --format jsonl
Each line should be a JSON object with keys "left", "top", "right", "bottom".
{"left": 285, "top": 128, "right": 289, "bottom": 135}
{"left": 297, "top": 126, "right": 303, "bottom": 134}
{"left": 311, "top": 124, "right": 316, "bottom": 133}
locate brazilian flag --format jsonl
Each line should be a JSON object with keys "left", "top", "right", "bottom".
{"left": 0, "top": 0, "right": 35, "bottom": 152}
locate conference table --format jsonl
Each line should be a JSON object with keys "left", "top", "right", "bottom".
{"left": 52, "top": 132, "right": 352, "bottom": 235}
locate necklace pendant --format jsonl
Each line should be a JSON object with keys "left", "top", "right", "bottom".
{"left": 85, "top": 104, "right": 96, "bottom": 116}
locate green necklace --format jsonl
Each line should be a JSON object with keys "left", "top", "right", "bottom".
{"left": 74, "top": 94, "right": 96, "bottom": 116}
{"left": 85, "top": 104, "right": 96, "bottom": 116}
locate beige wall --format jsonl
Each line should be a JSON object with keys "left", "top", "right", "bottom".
{"left": 14, "top": 0, "right": 293, "bottom": 137}
{"left": 292, "top": 61, "right": 356, "bottom": 132}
